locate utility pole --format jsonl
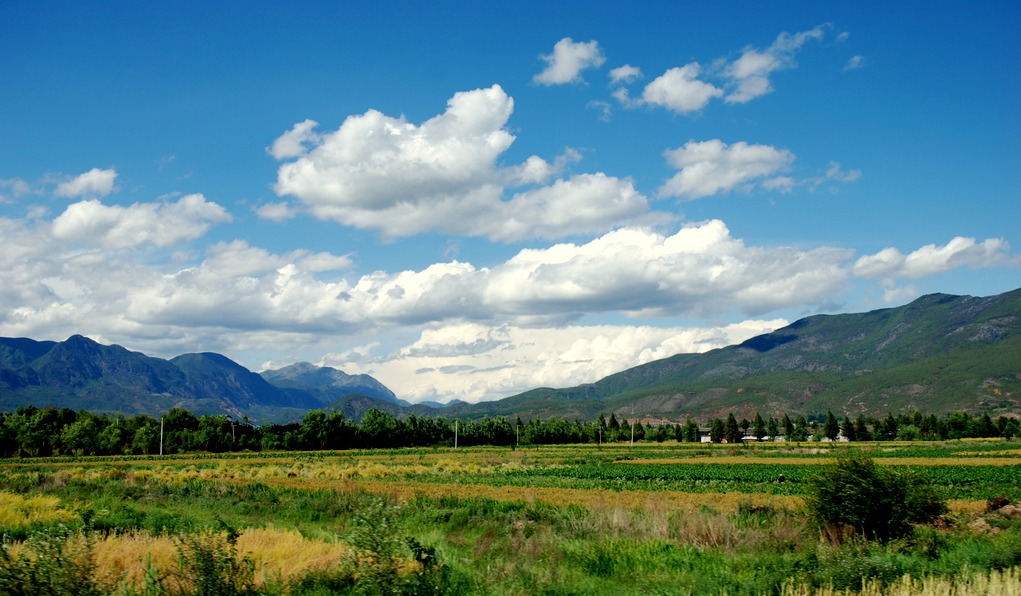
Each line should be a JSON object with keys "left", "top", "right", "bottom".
{"left": 159, "top": 416, "right": 164, "bottom": 456}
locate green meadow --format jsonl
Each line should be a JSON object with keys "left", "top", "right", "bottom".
{"left": 1, "top": 440, "right": 1020, "bottom": 595}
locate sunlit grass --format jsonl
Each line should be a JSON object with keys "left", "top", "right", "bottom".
{"left": 779, "top": 567, "right": 1021, "bottom": 596}
{"left": 90, "top": 527, "right": 351, "bottom": 590}
{"left": 0, "top": 490, "right": 77, "bottom": 529}
{"left": 1, "top": 441, "right": 1019, "bottom": 595}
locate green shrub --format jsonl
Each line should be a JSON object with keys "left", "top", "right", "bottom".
{"left": 290, "top": 568, "right": 356, "bottom": 595}
{"left": 0, "top": 526, "right": 102, "bottom": 596}
{"left": 804, "top": 452, "right": 947, "bottom": 542}
{"left": 814, "top": 543, "right": 910, "bottom": 591}
{"left": 170, "top": 519, "right": 256, "bottom": 596}
{"left": 343, "top": 497, "right": 470, "bottom": 595}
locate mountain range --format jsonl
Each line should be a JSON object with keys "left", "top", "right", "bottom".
{"left": 0, "top": 287, "right": 1018, "bottom": 423}
{"left": 0, "top": 337, "right": 403, "bottom": 422}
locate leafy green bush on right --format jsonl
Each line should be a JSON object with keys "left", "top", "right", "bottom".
{"left": 804, "top": 452, "right": 947, "bottom": 543}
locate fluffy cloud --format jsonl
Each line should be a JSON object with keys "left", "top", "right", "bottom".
{"left": 609, "top": 64, "right": 642, "bottom": 84}
{"left": 273, "top": 85, "right": 657, "bottom": 241}
{"left": 485, "top": 174, "right": 661, "bottom": 242}
{"left": 126, "top": 241, "right": 358, "bottom": 332}
{"left": 612, "top": 26, "right": 827, "bottom": 114}
{"left": 50, "top": 194, "right": 232, "bottom": 249}
{"left": 853, "top": 236, "right": 1015, "bottom": 280}
{"left": 54, "top": 168, "right": 118, "bottom": 198}
{"left": 723, "top": 26, "right": 825, "bottom": 103}
{"left": 255, "top": 201, "right": 297, "bottom": 222}
{"left": 0, "top": 220, "right": 357, "bottom": 358}
{"left": 881, "top": 284, "right": 919, "bottom": 304}
{"left": 267, "top": 119, "right": 321, "bottom": 159}
{"left": 123, "top": 220, "right": 852, "bottom": 337}
{"left": 641, "top": 64, "right": 723, "bottom": 114}
{"left": 659, "top": 139, "right": 794, "bottom": 200}
{"left": 485, "top": 220, "right": 852, "bottom": 318}
{"left": 533, "top": 38, "right": 606, "bottom": 85}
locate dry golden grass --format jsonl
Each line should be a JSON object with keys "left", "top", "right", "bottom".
{"left": 956, "top": 449, "right": 1021, "bottom": 457}
{"left": 0, "top": 490, "right": 77, "bottom": 529}
{"left": 780, "top": 567, "right": 1021, "bottom": 596}
{"left": 91, "top": 531, "right": 178, "bottom": 588}
{"left": 237, "top": 527, "right": 350, "bottom": 581}
{"left": 90, "top": 527, "right": 350, "bottom": 590}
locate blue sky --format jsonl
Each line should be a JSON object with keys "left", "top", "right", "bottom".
{"left": 2, "top": 1, "right": 1019, "bottom": 403}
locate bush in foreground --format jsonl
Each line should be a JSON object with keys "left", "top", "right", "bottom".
{"left": 804, "top": 452, "right": 947, "bottom": 543}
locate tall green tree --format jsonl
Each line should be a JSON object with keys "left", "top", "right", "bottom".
{"left": 752, "top": 413, "right": 766, "bottom": 441}
{"left": 853, "top": 415, "right": 872, "bottom": 442}
{"left": 789, "top": 415, "right": 809, "bottom": 442}
{"left": 824, "top": 411, "right": 840, "bottom": 441}
{"left": 682, "top": 419, "right": 700, "bottom": 443}
{"left": 724, "top": 413, "right": 742, "bottom": 444}
{"left": 709, "top": 418, "right": 724, "bottom": 443}
{"left": 782, "top": 413, "right": 794, "bottom": 438}
{"left": 840, "top": 416, "right": 856, "bottom": 442}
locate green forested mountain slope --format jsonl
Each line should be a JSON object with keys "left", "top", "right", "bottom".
{"left": 454, "top": 289, "right": 1021, "bottom": 421}
{"left": 0, "top": 336, "right": 394, "bottom": 422}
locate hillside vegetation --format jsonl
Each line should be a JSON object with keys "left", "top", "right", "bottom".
{"left": 453, "top": 289, "right": 1021, "bottom": 421}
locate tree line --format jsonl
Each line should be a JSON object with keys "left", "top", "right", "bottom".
{"left": 0, "top": 405, "right": 1017, "bottom": 458}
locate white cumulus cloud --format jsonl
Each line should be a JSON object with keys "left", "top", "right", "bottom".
{"left": 484, "top": 220, "right": 852, "bottom": 319}
{"left": 255, "top": 201, "right": 297, "bottom": 222}
{"left": 723, "top": 25, "right": 826, "bottom": 103}
{"left": 853, "top": 237, "right": 1016, "bottom": 280}
{"left": 272, "top": 85, "right": 659, "bottom": 241}
{"left": 50, "top": 194, "right": 232, "bottom": 249}
{"left": 609, "top": 64, "right": 642, "bottom": 84}
{"left": 54, "top": 168, "right": 118, "bottom": 198}
{"left": 617, "top": 26, "right": 828, "bottom": 114}
{"left": 533, "top": 38, "right": 606, "bottom": 85}
{"left": 641, "top": 64, "right": 723, "bottom": 114}
{"left": 267, "top": 119, "right": 321, "bottom": 159}
{"left": 659, "top": 139, "right": 795, "bottom": 200}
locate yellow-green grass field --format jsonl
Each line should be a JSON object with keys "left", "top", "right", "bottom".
{"left": 1, "top": 440, "right": 1019, "bottom": 594}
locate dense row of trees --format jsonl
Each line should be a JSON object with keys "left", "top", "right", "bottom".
{"left": 0, "top": 405, "right": 1017, "bottom": 458}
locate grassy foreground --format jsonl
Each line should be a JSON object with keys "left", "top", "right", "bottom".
{"left": 1, "top": 440, "right": 1019, "bottom": 594}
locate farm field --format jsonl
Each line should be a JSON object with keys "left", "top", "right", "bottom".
{"left": 1, "top": 440, "right": 1020, "bottom": 594}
